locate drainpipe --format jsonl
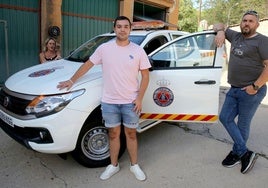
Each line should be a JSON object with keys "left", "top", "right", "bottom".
{"left": 0, "top": 20, "right": 9, "bottom": 78}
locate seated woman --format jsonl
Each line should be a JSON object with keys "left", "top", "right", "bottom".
{"left": 39, "top": 37, "right": 61, "bottom": 63}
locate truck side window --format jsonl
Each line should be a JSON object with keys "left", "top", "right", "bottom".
{"left": 145, "top": 39, "right": 161, "bottom": 54}
{"left": 151, "top": 34, "right": 216, "bottom": 69}
{"left": 144, "top": 36, "right": 168, "bottom": 55}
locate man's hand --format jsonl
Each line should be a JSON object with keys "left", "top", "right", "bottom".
{"left": 133, "top": 98, "right": 142, "bottom": 115}
{"left": 242, "top": 85, "right": 258, "bottom": 95}
{"left": 57, "top": 79, "right": 73, "bottom": 90}
{"left": 215, "top": 30, "right": 225, "bottom": 47}
{"left": 213, "top": 23, "right": 226, "bottom": 47}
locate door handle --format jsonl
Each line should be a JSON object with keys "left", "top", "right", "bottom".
{"left": 194, "top": 80, "right": 216, "bottom": 85}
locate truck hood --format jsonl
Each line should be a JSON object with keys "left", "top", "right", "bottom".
{"left": 5, "top": 59, "right": 102, "bottom": 95}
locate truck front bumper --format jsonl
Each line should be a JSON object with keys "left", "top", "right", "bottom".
{"left": 0, "top": 107, "right": 89, "bottom": 154}
{"left": 1, "top": 119, "right": 53, "bottom": 149}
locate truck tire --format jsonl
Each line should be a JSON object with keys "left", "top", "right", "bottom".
{"left": 72, "top": 119, "right": 126, "bottom": 168}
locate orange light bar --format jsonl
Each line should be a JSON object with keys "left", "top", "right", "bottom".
{"left": 132, "top": 20, "right": 165, "bottom": 30}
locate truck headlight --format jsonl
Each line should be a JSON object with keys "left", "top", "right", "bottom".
{"left": 25, "top": 89, "right": 85, "bottom": 117}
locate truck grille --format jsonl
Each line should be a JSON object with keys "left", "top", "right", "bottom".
{"left": 0, "top": 88, "right": 32, "bottom": 115}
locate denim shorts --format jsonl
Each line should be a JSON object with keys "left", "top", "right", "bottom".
{"left": 101, "top": 102, "right": 139, "bottom": 129}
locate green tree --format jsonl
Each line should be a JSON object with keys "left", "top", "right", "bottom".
{"left": 178, "top": 0, "right": 198, "bottom": 32}
{"left": 178, "top": 0, "right": 268, "bottom": 32}
{"left": 202, "top": 0, "right": 268, "bottom": 26}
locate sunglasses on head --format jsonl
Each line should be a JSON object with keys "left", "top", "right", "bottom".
{"left": 243, "top": 10, "right": 259, "bottom": 18}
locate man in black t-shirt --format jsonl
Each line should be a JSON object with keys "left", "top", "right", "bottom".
{"left": 213, "top": 10, "right": 268, "bottom": 174}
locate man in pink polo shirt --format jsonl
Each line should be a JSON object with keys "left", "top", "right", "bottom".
{"left": 57, "top": 16, "right": 151, "bottom": 181}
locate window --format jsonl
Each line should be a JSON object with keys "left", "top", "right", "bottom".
{"left": 144, "top": 36, "right": 168, "bottom": 55}
{"left": 151, "top": 34, "right": 216, "bottom": 69}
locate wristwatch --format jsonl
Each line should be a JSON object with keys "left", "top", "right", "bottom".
{"left": 216, "top": 29, "right": 225, "bottom": 32}
{"left": 252, "top": 83, "right": 259, "bottom": 91}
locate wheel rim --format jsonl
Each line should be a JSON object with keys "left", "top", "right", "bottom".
{"left": 81, "top": 126, "right": 110, "bottom": 160}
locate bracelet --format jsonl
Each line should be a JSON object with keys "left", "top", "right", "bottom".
{"left": 217, "top": 29, "right": 225, "bottom": 32}
{"left": 69, "top": 79, "right": 74, "bottom": 84}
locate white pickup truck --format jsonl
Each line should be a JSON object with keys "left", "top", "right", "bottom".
{"left": 0, "top": 28, "right": 225, "bottom": 168}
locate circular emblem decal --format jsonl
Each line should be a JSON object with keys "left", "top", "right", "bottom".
{"left": 153, "top": 87, "right": 174, "bottom": 107}
{"left": 28, "top": 69, "right": 55, "bottom": 77}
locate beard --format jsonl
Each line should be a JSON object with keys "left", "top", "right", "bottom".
{"left": 241, "top": 27, "right": 254, "bottom": 37}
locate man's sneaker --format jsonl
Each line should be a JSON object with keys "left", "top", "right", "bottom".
{"left": 222, "top": 151, "right": 241, "bottom": 168}
{"left": 241, "top": 150, "right": 258, "bottom": 174}
{"left": 130, "top": 164, "right": 146, "bottom": 181}
{"left": 100, "top": 164, "right": 120, "bottom": 180}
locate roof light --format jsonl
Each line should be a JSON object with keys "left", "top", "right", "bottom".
{"left": 132, "top": 20, "right": 165, "bottom": 30}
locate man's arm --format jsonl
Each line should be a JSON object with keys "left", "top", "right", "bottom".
{"left": 254, "top": 60, "right": 268, "bottom": 88}
{"left": 213, "top": 23, "right": 226, "bottom": 47}
{"left": 57, "top": 59, "right": 94, "bottom": 90}
{"left": 133, "top": 69, "right": 150, "bottom": 113}
{"left": 244, "top": 60, "right": 268, "bottom": 94}
{"left": 213, "top": 23, "right": 226, "bottom": 32}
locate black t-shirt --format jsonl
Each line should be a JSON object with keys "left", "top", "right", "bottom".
{"left": 226, "top": 29, "right": 268, "bottom": 87}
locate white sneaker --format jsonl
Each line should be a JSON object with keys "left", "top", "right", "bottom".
{"left": 130, "top": 164, "right": 146, "bottom": 181}
{"left": 100, "top": 164, "right": 120, "bottom": 180}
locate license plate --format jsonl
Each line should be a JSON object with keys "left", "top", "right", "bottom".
{"left": 0, "top": 111, "right": 14, "bottom": 127}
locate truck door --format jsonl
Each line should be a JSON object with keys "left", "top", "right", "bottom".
{"left": 141, "top": 32, "right": 224, "bottom": 123}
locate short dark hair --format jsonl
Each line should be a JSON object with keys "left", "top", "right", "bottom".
{"left": 243, "top": 10, "right": 259, "bottom": 20}
{"left": 113, "top": 16, "right": 132, "bottom": 27}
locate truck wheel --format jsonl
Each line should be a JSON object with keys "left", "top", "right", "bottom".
{"left": 72, "top": 121, "right": 126, "bottom": 168}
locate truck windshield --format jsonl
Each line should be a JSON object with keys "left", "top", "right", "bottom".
{"left": 66, "top": 35, "right": 145, "bottom": 62}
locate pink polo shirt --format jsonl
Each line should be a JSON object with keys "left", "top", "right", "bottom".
{"left": 90, "top": 40, "right": 151, "bottom": 104}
